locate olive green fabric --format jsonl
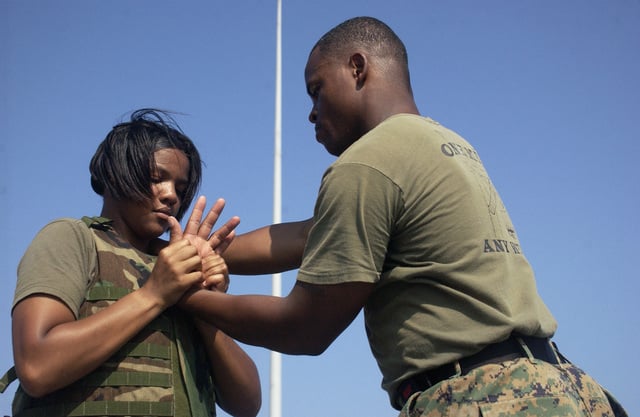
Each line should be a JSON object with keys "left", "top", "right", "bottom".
{"left": 9, "top": 217, "right": 216, "bottom": 416}
{"left": 13, "top": 218, "right": 97, "bottom": 317}
{"left": 297, "top": 114, "right": 557, "bottom": 403}
{"left": 0, "top": 367, "right": 17, "bottom": 394}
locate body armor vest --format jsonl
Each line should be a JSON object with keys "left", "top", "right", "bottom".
{"left": 4, "top": 217, "right": 216, "bottom": 417}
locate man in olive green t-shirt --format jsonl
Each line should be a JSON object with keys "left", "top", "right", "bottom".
{"left": 181, "top": 16, "right": 627, "bottom": 417}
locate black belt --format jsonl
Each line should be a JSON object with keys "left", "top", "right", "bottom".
{"left": 394, "top": 334, "right": 560, "bottom": 410}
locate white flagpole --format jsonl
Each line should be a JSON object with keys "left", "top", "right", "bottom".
{"left": 271, "top": 0, "right": 283, "bottom": 416}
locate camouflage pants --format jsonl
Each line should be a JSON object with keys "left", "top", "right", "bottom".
{"left": 398, "top": 358, "right": 627, "bottom": 417}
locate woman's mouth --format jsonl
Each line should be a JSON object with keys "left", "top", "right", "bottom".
{"left": 154, "top": 208, "right": 172, "bottom": 220}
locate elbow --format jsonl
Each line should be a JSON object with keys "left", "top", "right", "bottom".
{"left": 237, "top": 398, "right": 262, "bottom": 417}
{"left": 283, "top": 317, "right": 337, "bottom": 356}
{"left": 247, "top": 398, "right": 263, "bottom": 417}
{"left": 236, "top": 380, "right": 262, "bottom": 417}
{"left": 222, "top": 403, "right": 261, "bottom": 417}
{"left": 16, "top": 364, "right": 55, "bottom": 398}
{"left": 221, "top": 394, "right": 262, "bottom": 417}
{"left": 289, "top": 332, "right": 332, "bottom": 356}
{"left": 217, "top": 369, "right": 262, "bottom": 417}
{"left": 299, "top": 341, "right": 329, "bottom": 356}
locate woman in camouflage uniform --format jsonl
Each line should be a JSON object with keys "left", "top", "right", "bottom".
{"left": 8, "top": 109, "right": 261, "bottom": 417}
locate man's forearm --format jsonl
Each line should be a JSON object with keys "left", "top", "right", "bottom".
{"left": 179, "top": 289, "right": 316, "bottom": 354}
{"left": 223, "top": 218, "right": 312, "bottom": 275}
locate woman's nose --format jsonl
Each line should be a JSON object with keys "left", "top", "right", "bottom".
{"left": 158, "top": 182, "right": 178, "bottom": 205}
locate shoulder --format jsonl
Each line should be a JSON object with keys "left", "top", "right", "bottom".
{"left": 35, "top": 218, "right": 95, "bottom": 246}
{"left": 25, "top": 218, "right": 97, "bottom": 265}
{"left": 340, "top": 115, "right": 440, "bottom": 161}
{"left": 16, "top": 218, "right": 98, "bottom": 317}
{"left": 29, "top": 216, "right": 96, "bottom": 249}
{"left": 40, "top": 217, "right": 91, "bottom": 232}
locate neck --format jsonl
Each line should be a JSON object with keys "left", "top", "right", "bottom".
{"left": 365, "top": 96, "right": 420, "bottom": 131}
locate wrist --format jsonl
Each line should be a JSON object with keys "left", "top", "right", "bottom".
{"left": 135, "top": 285, "right": 170, "bottom": 314}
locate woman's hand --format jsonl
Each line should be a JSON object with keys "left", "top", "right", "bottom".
{"left": 200, "top": 253, "right": 230, "bottom": 292}
{"left": 142, "top": 216, "right": 205, "bottom": 309}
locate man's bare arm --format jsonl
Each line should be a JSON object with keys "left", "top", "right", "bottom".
{"left": 223, "top": 218, "right": 313, "bottom": 275}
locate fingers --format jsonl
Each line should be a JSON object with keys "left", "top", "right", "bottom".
{"left": 161, "top": 239, "right": 203, "bottom": 278}
{"left": 145, "top": 238, "right": 205, "bottom": 308}
{"left": 181, "top": 196, "right": 240, "bottom": 253}
{"left": 167, "top": 216, "right": 183, "bottom": 244}
{"left": 202, "top": 275, "right": 229, "bottom": 293}
{"left": 214, "top": 230, "right": 236, "bottom": 255}
{"left": 183, "top": 196, "right": 207, "bottom": 236}
{"left": 202, "top": 254, "right": 230, "bottom": 292}
{"left": 210, "top": 217, "right": 241, "bottom": 253}
{"left": 198, "top": 198, "right": 227, "bottom": 239}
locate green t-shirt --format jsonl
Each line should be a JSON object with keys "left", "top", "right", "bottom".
{"left": 13, "top": 218, "right": 97, "bottom": 316}
{"left": 297, "top": 114, "right": 557, "bottom": 402}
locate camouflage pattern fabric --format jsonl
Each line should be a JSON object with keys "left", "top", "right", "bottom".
{"left": 11, "top": 217, "right": 216, "bottom": 417}
{"left": 398, "top": 358, "right": 627, "bottom": 417}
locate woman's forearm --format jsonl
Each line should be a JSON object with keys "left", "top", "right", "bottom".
{"left": 194, "top": 319, "right": 261, "bottom": 417}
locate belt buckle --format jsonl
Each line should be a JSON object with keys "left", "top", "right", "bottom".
{"left": 452, "top": 361, "right": 463, "bottom": 377}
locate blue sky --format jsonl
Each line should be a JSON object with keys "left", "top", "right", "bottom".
{"left": 1, "top": 1, "right": 638, "bottom": 416}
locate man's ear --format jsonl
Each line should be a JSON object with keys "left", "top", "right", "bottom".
{"left": 350, "top": 52, "right": 367, "bottom": 90}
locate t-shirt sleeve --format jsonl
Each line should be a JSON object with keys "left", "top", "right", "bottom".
{"left": 13, "top": 218, "right": 97, "bottom": 318}
{"left": 298, "top": 162, "right": 402, "bottom": 285}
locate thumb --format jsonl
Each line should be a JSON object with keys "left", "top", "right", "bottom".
{"left": 167, "top": 216, "right": 184, "bottom": 243}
